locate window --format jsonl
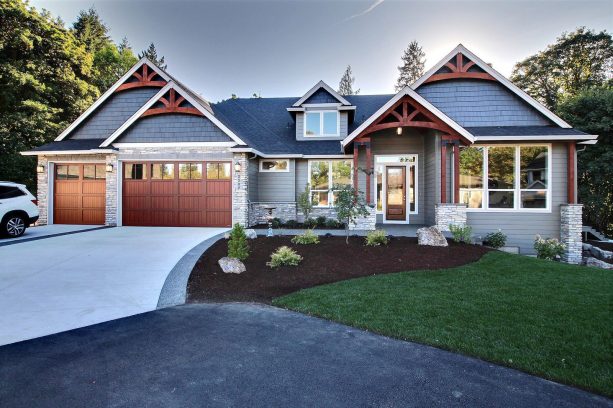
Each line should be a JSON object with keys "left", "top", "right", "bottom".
{"left": 309, "top": 160, "right": 352, "bottom": 207}
{"left": 0, "top": 186, "right": 26, "bottom": 199}
{"left": 56, "top": 165, "right": 79, "bottom": 180}
{"left": 84, "top": 165, "right": 105, "bottom": 180}
{"left": 125, "top": 163, "right": 146, "bottom": 180}
{"left": 260, "top": 160, "right": 289, "bottom": 172}
{"left": 206, "top": 162, "right": 231, "bottom": 179}
{"left": 459, "top": 145, "right": 550, "bottom": 211}
{"left": 151, "top": 163, "right": 174, "bottom": 180}
{"left": 304, "top": 111, "right": 339, "bottom": 137}
{"left": 179, "top": 163, "right": 203, "bottom": 180}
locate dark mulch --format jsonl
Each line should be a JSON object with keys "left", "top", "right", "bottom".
{"left": 187, "top": 236, "right": 491, "bottom": 303}
{"left": 588, "top": 240, "right": 613, "bottom": 252}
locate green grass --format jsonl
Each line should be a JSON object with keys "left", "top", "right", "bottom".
{"left": 273, "top": 251, "right": 613, "bottom": 396}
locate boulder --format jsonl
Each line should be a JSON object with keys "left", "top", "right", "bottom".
{"left": 245, "top": 229, "right": 258, "bottom": 239}
{"left": 218, "top": 257, "right": 246, "bottom": 274}
{"left": 417, "top": 226, "right": 448, "bottom": 247}
{"left": 584, "top": 257, "right": 613, "bottom": 270}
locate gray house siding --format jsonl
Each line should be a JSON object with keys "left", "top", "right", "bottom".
{"left": 295, "top": 111, "right": 348, "bottom": 141}
{"left": 70, "top": 88, "right": 159, "bottom": 140}
{"left": 416, "top": 80, "right": 552, "bottom": 127}
{"left": 424, "top": 134, "right": 439, "bottom": 225}
{"left": 256, "top": 159, "right": 296, "bottom": 202}
{"left": 466, "top": 143, "right": 567, "bottom": 254}
{"left": 117, "top": 114, "right": 233, "bottom": 143}
{"left": 303, "top": 88, "right": 339, "bottom": 104}
{"left": 248, "top": 157, "right": 259, "bottom": 202}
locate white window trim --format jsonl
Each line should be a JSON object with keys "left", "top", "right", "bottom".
{"left": 259, "top": 159, "right": 290, "bottom": 173}
{"left": 304, "top": 111, "right": 340, "bottom": 138}
{"left": 307, "top": 159, "right": 353, "bottom": 208}
{"left": 373, "top": 154, "right": 419, "bottom": 224}
{"left": 460, "top": 144, "right": 552, "bottom": 213}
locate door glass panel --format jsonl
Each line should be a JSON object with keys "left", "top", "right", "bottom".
{"left": 376, "top": 165, "right": 383, "bottom": 211}
{"left": 84, "top": 165, "right": 96, "bottom": 179}
{"left": 67, "top": 165, "right": 80, "bottom": 179}
{"left": 488, "top": 147, "right": 515, "bottom": 189}
{"left": 310, "top": 161, "right": 329, "bottom": 190}
{"left": 218, "top": 163, "right": 231, "bottom": 179}
{"left": 521, "top": 190, "right": 547, "bottom": 208}
{"left": 125, "top": 163, "right": 146, "bottom": 179}
{"left": 408, "top": 165, "right": 415, "bottom": 212}
{"left": 520, "top": 146, "right": 548, "bottom": 189}
{"left": 331, "top": 160, "right": 351, "bottom": 187}
{"left": 489, "top": 191, "right": 514, "bottom": 208}
{"left": 386, "top": 168, "right": 404, "bottom": 206}
{"left": 151, "top": 163, "right": 174, "bottom": 180}
{"left": 56, "top": 165, "right": 68, "bottom": 180}
{"left": 95, "top": 165, "right": 105, "bottom": 179}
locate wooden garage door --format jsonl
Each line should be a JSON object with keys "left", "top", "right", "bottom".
{"left": 122, "top": 162, "right": 232, "bottom": 227}
{"left": 54, "top": 164, "right": 106, "bottom": 225}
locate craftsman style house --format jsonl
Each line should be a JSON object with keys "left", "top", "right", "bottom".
{"left": 24, "top": 45, "right": 596, "bottom": 262}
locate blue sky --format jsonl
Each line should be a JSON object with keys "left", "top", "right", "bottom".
{"left": 31, "top": 0, "right": 612, "bottom": 102}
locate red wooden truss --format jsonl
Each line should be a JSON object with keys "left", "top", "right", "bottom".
{"left": 424, "top": 52, "right": 496, "bottom": 84}
{"left": 142, "top": 88, "right": 203, "bottom": 118}
{"left": 115, "top": 64, "right": 167, "bottom": 93}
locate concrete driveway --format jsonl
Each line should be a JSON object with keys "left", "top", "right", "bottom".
{"left": 0, "top": 226, "right": 226, "bottom": 346}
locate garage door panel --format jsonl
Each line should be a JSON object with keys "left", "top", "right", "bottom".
{"left": 151, "top": 211, "right": 178, "bottom": 226}
{"left": 206, "top": 182, "right": 230, "bottom": 195}
{"left": 55, "top": 209, "right": 82, "bottom": 224}
{"left": 179, "top": 211, "right": 206, "bottom": 226}
{"left": 55, "top": 195, "right": 80, "bottom": 209}
{"left": 179, "top": 196, "right": 206, "bottom": 210}
{"left": 124, "top": 182, "right": 150, "bottom": 195}
{"left": 82, "top": 210, "right": 105, "bottom": 225}
{"left": 179, "top": 182, "right": 204, "bottom": 195}
{"left": 207, "top": 211, "right": 231, "bottom": 227}
{"left": 82, "top": 182, "right": 105, "bottom": 195}
{"left": 82, "top": 196, "right": 105, "bottom": 209}
{"left": 55, "top": 182, "right": 80, "bottom": 195}
{"left": 206, "top": 196, "right": 231, "bottom": 210}
{"left": 54, "top": 164, "right": 105, "bottom": 225}
{"left": 151, "top": 182, "right": 175, "bottom": 195}
{"left": 151, "top": 196, "right": 176, "bottom": 210}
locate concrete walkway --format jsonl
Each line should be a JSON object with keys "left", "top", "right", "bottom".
{"left": 0, "top": 226, "right": 226, "bottom": 345}
{"left": 0, "top": 224, "right": 105, "bottom": 246}
{"left": 0, "top": 303, "right": 609, "bottom": 408}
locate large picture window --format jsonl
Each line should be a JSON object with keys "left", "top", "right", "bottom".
{"left": 459, "top": 145, "right": 550, "bottom": 210}
{"left": 305, "top": 111, "right": 339, "bottom": 137}
{"left": 309, "top": 160, "right": 352, "bottom": 206}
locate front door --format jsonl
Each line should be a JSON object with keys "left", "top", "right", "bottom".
{"left": 385, "top": 166, "right": 406, "bottom": 221}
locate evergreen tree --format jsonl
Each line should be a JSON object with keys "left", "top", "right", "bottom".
{"left": 395, "top": 40, "right": 426, "bottom": 91}
{"left": 72, "top": 7, "right": 110, "bottom": 54}
{"left": 139, "top": 42, "right": 167, "bottom": 69}
{"left": 338, "top": 65, "right": 360, "bottom": 95}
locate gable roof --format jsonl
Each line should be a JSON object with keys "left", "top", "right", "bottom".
{"left": 292, "top": 80, "right": 352, "bottom": 107}
{"left": 55, "top": 58, "right": 171, "bottom": 141}
{"left": 411, "top": 44, "right": 572, "bottom": 128}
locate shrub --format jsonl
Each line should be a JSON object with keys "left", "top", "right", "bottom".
{"left": 534, "top": 235, "right": 566, "bottom": 260}
{"left": 303, "top": 218, "right": 317, "bottom": 229}
{"left": 267, "top": 246, "right": 303, "bottom": 268}
{"left": 227, "top": 223, "right": 249, "bottom": 260}
{"left": 291, "top": 229, "right": 320, "bottom": 245}
{"left": 484, "top": 230, "right": 507, "bottom": 249}
{"left": 325, "top": 218, "right": 340, "bottom": 228}
{"left": 449, "top": 224, "right": 473, "bottom": 244}
{"left": 285, "top": 219, "right": 299, "bottom": 228}
{"left": 316, "top": 216, "right": 327, "bottom": 227}
{"left": 365, "top": 229, "right": 388, "bottom": 246}
{"left": 297, "top": 183, "right": 313, "bottom": 222}
{"left": 271, "top": 217, "right": 283, "bottom": 228}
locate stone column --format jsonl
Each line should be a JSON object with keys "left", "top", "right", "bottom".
{"left": 36, "top": 156, "right": 49, "bottom": 225}
{"left": 435, "top": 203, "right": 467, "bottom": 231}
{"left": 105, "top": 154, "right": 118, "bottom": 226}
{"left": 232, "top": 153, "right": 249, "bottom": 227}
{"left": 560, "top": 204, "right": 583, "bottom": 264}
{"left": 349, "top": 205, "right": 377, "bottom": 231}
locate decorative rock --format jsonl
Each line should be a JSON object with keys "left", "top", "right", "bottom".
{"left": 417, "top": 226, "right": 448, "bottom": 247}
{"left": 245, "top": 229, "right": 258, "bottom": 239}
{"left": 499, "top": 246, "right": 520, "bottom": 254}
{"left": 584, "top": 257, "right": 613, "bottom": 270}
{"left": 218, "top": 257, "right": 246, "bottom": 274}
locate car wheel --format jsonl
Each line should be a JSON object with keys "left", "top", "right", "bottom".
{"left": 4, "top": 215, "right": 26, "bottom": 237}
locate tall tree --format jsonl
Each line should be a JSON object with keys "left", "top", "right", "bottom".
{"left": 72, "top": 7, "right": 109, "bottom": 54}
{"left": 92, "top": 38, "right": 138, "bottom": 91}
{"left": 395, "top": 40, "right": 426, "bottom": 91}
{"left": 338, "top": 65, "right": 360, "bottom": 95}
{"left": 511, "top": 27, "right": 613, "bottom": 110}
{"left": 139, "top": 42, "right": 167, "bottom": 69}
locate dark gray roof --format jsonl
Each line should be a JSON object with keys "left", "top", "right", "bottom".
{"left": 465, "top": 126, "right": 589, "bottom": 136}
{"left": 27, "top": 139, "right": 112, "bottom": 152}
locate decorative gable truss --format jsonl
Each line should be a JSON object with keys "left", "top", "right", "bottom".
{"left": 424, "top": 52, "right": 495, "bottom": 84}
{"left": 141, "top": 88, "right": 203, "bottom": 118}
{"left": 115, "top": 63, "right": 167, "bottom": 93}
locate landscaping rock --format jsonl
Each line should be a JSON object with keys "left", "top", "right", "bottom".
{"left": 218, "top": 257, "right": 246, "bottom": 274}
{"left": 245, "top": 229, "right": 258, "bottom": 239}
{"left": 417, "top": 227, "right": 448, "bottom": 247}
{"left": 584, "top": 256, "right": 613, "bottom": 270}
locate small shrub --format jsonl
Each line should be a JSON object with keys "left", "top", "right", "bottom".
{"left": 316, "top": 216, "right": 327, "bottom": 227}
{"left": 484, "top": 230, "right": 507, "bottom": 249}
{"left": 271, "top": 218, "right": 283, "bottom": 228}
{"left": 534, "top": 235, "right": 566, "bottom": 260}
{"left": 297, "top": 183, "right": 313, "bottom": 221}
{"left": 303, "top": 218, "right": 317, "bottom": 229}
{"left": 284, "top": 219, "right": 299, "bottom": 228}
{"left": 449, "top": 224, "right": 473, "bottom": 244}
{"left": 291, "top": 229, "right": 320, "bottom": 245}
{"left": 325, "top": 218, "right": 340, "bottom": 228}
{"left": 227, "top": 223, "right": 249, "bottom": 260}
{"left": 267, "top": 246, "right": 303, "bottom": 268}
{"left": 365, "top": 229, "right": 388, "bottom": 246}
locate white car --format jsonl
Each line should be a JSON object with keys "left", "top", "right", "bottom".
{"left": 0, "top": 182, "right": 40, "bottom": 238}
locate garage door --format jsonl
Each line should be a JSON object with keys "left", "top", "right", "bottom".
{"left": 122, "top": 162, "right": 232, "bottom": 227}
{"left": 54, "top": 164, "right": 106, "bottom": 225}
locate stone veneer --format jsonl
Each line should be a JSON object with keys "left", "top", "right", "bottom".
{"left": 232, "top": 152, "right": 249, "bottom": 226}
{"left": 560, "top": 204, "right": 583, "bottom": 264}
{"left": 249, "top": 202, "right": 297, "bottom": 226}
{"left": 349, "top": 206, "right": 377, "bottom": 231}
{"left": 435, "top": 203, "right": 467, "bottom": 231}
{"left": 105, "top": 154, "right": 118, "bottom": 226}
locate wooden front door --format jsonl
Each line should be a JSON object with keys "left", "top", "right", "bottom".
{"left": 385, "top": 166, "right": 406, "bottom": 221}
{"left": 54, "top": 164, "right": 106, "bottom": 225}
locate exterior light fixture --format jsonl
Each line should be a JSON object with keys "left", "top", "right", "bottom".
{"left": 105, "top": 163, "right": 114, "bottom": 173}
{"left": 234, "top": 161, "right": 241, "bottom": 172}
{"left": 36, "top": 164, "right": 45, "bottom": 173}
{"left": 396, "top": 127, "right": 402, "bottom": 135}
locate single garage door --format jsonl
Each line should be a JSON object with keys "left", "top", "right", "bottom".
{"left": 54, "top": 164, "right": 106, "bottom": 225}
{"left": 122, "top": 161, "right": 232, "bottom": 227}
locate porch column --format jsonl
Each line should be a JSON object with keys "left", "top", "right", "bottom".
{"left": 567, "top": 142, "right": 576, "bottom": 204}
{"left": 365, "top": 141, "right": 372, "bottom": 205}
{"left": 353, "top": 144, "right": 359, "bottom": 191}
{"left": 453, "top": 142, "right": 460, "bottom": 204}
{"left": 440, "top": 141, "right": 447, "bottom": 203}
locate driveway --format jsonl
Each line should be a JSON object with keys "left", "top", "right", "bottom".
{"left": 0, "top": 303, "right": 609, "bottom": 408}
{"left": 0, "top": 226, "right": 226, "bottom": 346}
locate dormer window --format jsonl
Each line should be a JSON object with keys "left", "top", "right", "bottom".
{"left": 305, "top": 111, "right": 339, "bottom": 137}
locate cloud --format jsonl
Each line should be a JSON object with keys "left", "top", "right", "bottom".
{"left": 343, "top": 0, "right": 385, "bottom": 22}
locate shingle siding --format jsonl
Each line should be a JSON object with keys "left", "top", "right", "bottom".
{"left": 416, "top": 80, "right": 552, "bottom": 127}
{"left": 117, "top": 114, "right": 233, "bottom": 143}
{"left": 69, "top": 88, "right": 159, "bottom": 140}
{"left": 303, "top": 88, "right": 339, "bottom": 104}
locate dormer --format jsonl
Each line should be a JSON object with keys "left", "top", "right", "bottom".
{"left": 288, "top": 81, "right": 356, "bottom": 141}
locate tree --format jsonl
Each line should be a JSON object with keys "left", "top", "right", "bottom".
{"left": 72, "top": 7, "right": 109, "bottom": 54}
{"left": 557, "top": 86, "right": 613, "bottom": 236}
{"left": 227, "top": 223, "right": 249, "bottom": 260}
{"left": 338, "top": 65, "right": 360, "bottom": 95}
{"left": 333, "top": 185, "right": 370, "bottom": 244}
{"left": 395, "top": 40, "right": 426, "bottom": 91}
{"left": 511, "top": 27, "right": 613, "bottom": 110}
{"left": 297, "top": 184, "right": 313, "bottom": 221}
{"left": 139, "top": 42, "right": 167, "bottom": 69}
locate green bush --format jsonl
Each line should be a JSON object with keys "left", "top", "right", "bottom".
{"left": 316, "top": 216, "right": 327, "bottom": 227}
{"left": 267, "top": 246, "right": 303, "bottom": 268}
{"left": 271, "top": 218, "right": 283, "bottom": 228}
{"left": 449, "top": 224, "right": 473, "bottom": 244}
{"left": 325, "top": 218, "right": 341, "bottom": 228}
{"left": 484, "top": 230, "right": 507, "bottom": 249}
{"left": 227, "top": 223, "right": 249, "bottom": 260}
{"left": 303, "top": 218, "right": 317, "bottom": 228}
{"left": 291, "top": 229, "right": 320, "bottom": 245}
{"left": 534, "top": 235, "right": 566, "bottom": 260}
{"left": 285, "top": 219, "right": 299, "bottom": 228}
{"left": 297, "top": 183, "right": 313, "bottom": 221}
{"left": 365, "top": 229, "right": 388, "bottom": 246}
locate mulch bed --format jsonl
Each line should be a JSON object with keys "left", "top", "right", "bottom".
{"left": 187, "top": 236, "right": 490, "bottom": 303}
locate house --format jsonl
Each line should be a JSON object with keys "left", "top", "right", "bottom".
{"left": 22, "top": 44, "right": 597, "bottom": 263}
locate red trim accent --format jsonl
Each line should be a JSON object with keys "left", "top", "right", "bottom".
{"left": 141, "top": 88, "right": 204, "bottom": 118}
{"left": 568, "top": 142, "right": 576, "bottom": 204}
{"left": 424, "top": 52, "right": 496, "bottom": 84}
{"left": 115, "top": 64, "right": 167, "bottom": 93}
{"left": 453, "top": 143, "right": 460, "bottom": 204}
{"left": 353, "top": 146, "right": 359, "bottom": 191}
{"left": 365, "top": 142, "right": 372, "bottom": 204}
{"left": 441, "top": 143, "right": 447, "bottom": 203}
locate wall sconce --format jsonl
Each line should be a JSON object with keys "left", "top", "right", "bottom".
{"left": 36, "top": 164, "right": 45, "bottom": 173}
{"left": 234, "top": 161, "right": 241, "bottom": 172}
{"left": 105, "top": 163, "right": 114, "bottom": 173}
{"left": 396, "top": 127, "right": 402, "bottom": 135}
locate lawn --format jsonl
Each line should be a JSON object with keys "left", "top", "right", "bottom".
{"left": 273, "top": 251, "right": 613, "bottom": 397}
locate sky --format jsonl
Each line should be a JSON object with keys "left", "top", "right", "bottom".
{"left": 30, "top": 0, "right": 613, "bottom": 102}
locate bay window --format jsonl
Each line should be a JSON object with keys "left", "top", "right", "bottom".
{"left": 305, "top": 111, "right": 339, "bottom": 137}
{"left": 459, "top": 145, "right": 550, "bottom": 210}
{"left": 309, "top": 160, "right": 352, "bottom": 206}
